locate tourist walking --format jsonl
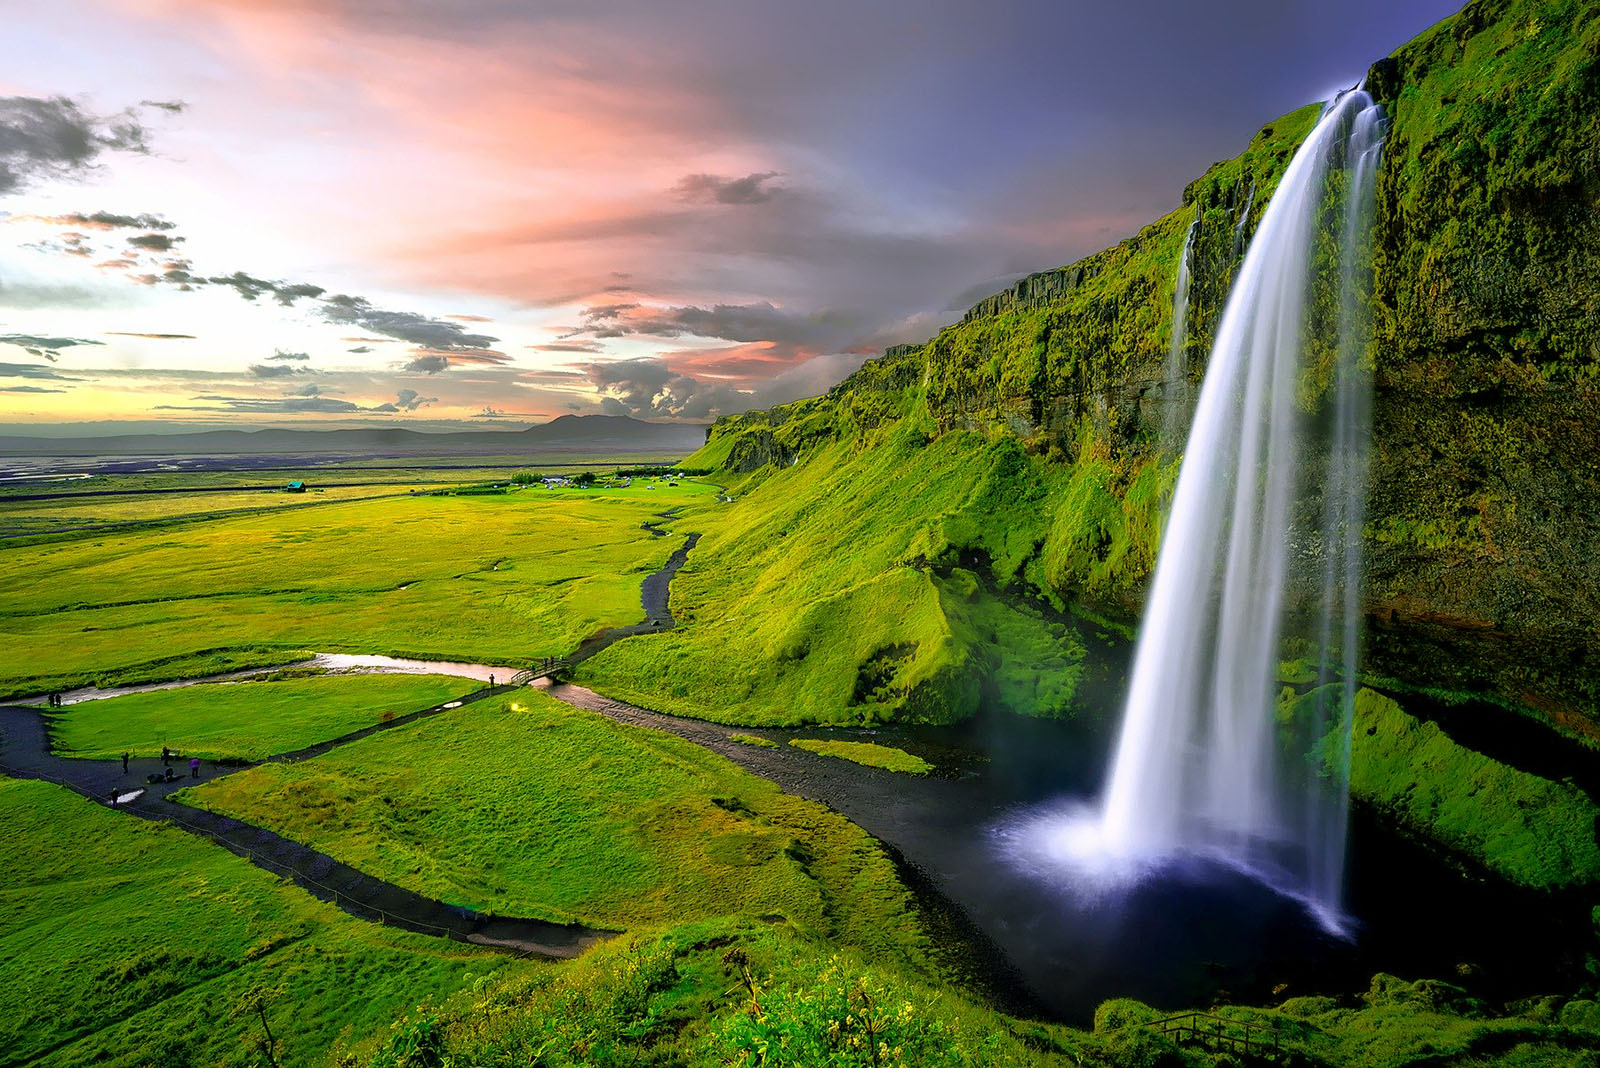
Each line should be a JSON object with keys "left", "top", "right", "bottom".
{"left": 161, "top": 746, "right": 170, "bottom": 766}
{"left": 189, "top": 757, "right": 201, "bottom": 779}
{"left": 121, "top": 752, "right": 129, "bottom": 774}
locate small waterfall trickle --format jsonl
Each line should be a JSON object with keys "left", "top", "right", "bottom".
{"left": 1162, "top": 217, "right": 1198, "bottom": 450}
{"left": 1232, "top": 181, "right": 1256, "bottom": 258}
{"left": 1090, "top": 88, "right": 1385, "bottom": 928}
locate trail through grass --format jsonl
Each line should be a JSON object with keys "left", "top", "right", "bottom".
{"left": 0, "top": 778, "right": 514, "bottom": 1068}
{"left": 185, "top": 691, "right": 929, "bottom": 968}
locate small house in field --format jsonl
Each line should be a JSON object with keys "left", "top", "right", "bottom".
{"left": 285, "top": 481, "right": 307, "bottom": 493}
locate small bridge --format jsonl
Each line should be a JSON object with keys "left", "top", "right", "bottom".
{"left": 1146, "top": 1012, "right": 1282, "bottom": 1061}
{"left": 508, "top": 658, "right": 571, "bottom": 686}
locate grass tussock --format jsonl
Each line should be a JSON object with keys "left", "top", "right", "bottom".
{"left": 789, "top": 738, "right": 934, "bottom": 775}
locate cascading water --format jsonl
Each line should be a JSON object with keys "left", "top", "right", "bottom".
{"left": 1161, "top": 217, "right": 1198, "bottom": 449}
{"left": 1089, "top": 88, "right": 1385, "bottom": 928}
{"left": 1232, "top": 180, "right": 1257, "bottom": 257}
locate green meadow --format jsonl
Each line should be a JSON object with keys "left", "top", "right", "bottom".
{"left": 0, "top": 485, "right": 415, "bottom": 538}
{"left": 183, "top": 690, "right": 929, "bottom": 967}
{"left": 576, "top": 423, "right": 1117, "bottom": 727}
{"left": 0, "top": 777, "right": 518, "bottom": 1068}
{"left": 51, "top": 672, "right": 472, "bottom": 761}
{"left": 0, "top": 482, "right": 712, "bottom": 699}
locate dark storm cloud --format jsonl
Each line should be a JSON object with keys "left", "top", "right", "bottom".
{"left": 0, "top": 95, "right": 151, "bottom": 196}
{"left": 370, "top": 388, "right": 437, "bottom": 413}
{"left": 0, "top": 362, "right": 79, "bottom": 380}
{"left": 531, "top": 341, "right": 605, "bottom": 354}
{"left": 320, "top": 294, "right": 500, "bottom": 351}
{"left": 675, "top": 171, "right": 783, "bottom": 205}
{"left": 202, "top": 271, "right": 326, "bottom": 305}
{"left": 127, "top": 232, "right": 182, "bottom": 251}
{"left": 584, "top": 356, "right": 746, "bottom": 420}
{"left": 403, "top": 354, "right": 451, "bottom": 374}
{"left": 0, "top": 333, "right": 104, "bottom": 360}
{"left": 575, "top": 300, "right": 850, "bottom": 356}
{"left": 34, "top": 211, "right": 175, "bottom": 231}
{"left": 249, "top": 362, "right": 305, "bottom": 378}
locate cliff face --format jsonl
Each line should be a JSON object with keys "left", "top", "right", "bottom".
{"left": 698, "top": 0, "right": 1600, "bottom": 737}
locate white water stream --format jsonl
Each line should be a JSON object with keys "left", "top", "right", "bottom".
{"left": 1051, "top": 88, "right": 1386, "bottom": 930}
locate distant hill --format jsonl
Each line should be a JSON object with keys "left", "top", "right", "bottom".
{"left": 0, "top": 415, "right": 708, "bottom": 457}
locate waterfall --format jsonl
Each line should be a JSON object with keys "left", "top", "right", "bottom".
{"left": 1093, "top": 88, "right": 1385, "bottom": 927}
{"left": 1162, "top": 217, "right": 1198, "bottom": 449}
{"left": 1232, "top": 181, "right": 1256, "bottom": 257}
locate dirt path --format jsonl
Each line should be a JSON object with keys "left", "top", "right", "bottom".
{"left": 0, "top": 698, "right": 613, "bottom": 958}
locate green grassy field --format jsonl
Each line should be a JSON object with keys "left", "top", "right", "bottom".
{"left": 0, "top": 485, "right": 418, "bottom": 538}
{"left": 575, "top": 423, "right": 1105, "bottom": 727}
{"left": 0, "top": 777, "right": 519, "bottom": 1068}
{"left": 183, "top": 691, "right": 929, "bottom": 968}
{"left": 51, "top": 672, "right": 474, "bottom": 761}
{"left": 0, "top": 483, "right": 713, "bottom": 698}
{"left": 789, "top": 738, "right": 934, "bottom": 775}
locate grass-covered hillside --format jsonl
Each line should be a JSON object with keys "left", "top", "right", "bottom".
{"left": 606, "top": 0, "right": 1600, "bottom": 742}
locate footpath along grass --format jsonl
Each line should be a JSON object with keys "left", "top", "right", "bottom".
{"left": 52, "top": 673, "right": 472, "bottom": 761}
{"left": 0, "top": 486, "right": 711, "bottom": 698}
{"left": 184, "top": 690, "right": 930, "bottom": 968}
{"left": 0, "top": 778, "right": 515, "bottom": 1068}
{"left": 789, "top": 738, "right": 934, "bottom": 775}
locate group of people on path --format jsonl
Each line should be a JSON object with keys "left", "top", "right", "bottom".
{"left": 114, "top": 746, "right": 202, "bottom": 781}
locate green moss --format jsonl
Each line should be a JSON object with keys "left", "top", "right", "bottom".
{"left": 788, "top": 738, "right": 934, "bottom": 775}
{"left": 1309, "top": 687, "right": 1600, "bottom": 888}
{"left": 729, "top": 732, "right": 780, "bottom": 748}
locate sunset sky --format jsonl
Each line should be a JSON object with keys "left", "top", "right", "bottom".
{"left": 0, "top": 0, "right": 1460, "bottom": 433}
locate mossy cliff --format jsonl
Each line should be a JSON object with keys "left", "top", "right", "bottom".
{"left": 652, "top": 0, "right": 1600, "bottom": 744}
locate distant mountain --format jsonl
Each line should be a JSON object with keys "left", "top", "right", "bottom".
{"left": 0, "top": 415, "right": 708, "bottom": 457}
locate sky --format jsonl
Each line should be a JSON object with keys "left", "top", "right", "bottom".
{"left": 0, "top": 0, "right": 1463, "bottom": 434}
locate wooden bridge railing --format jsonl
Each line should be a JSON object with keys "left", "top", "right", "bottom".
{"left": 1145, "top": 1012, "right": 1281, "bottom": 1060}
{"left": 508, "top": 659, "right": 570, "bottom": 686}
